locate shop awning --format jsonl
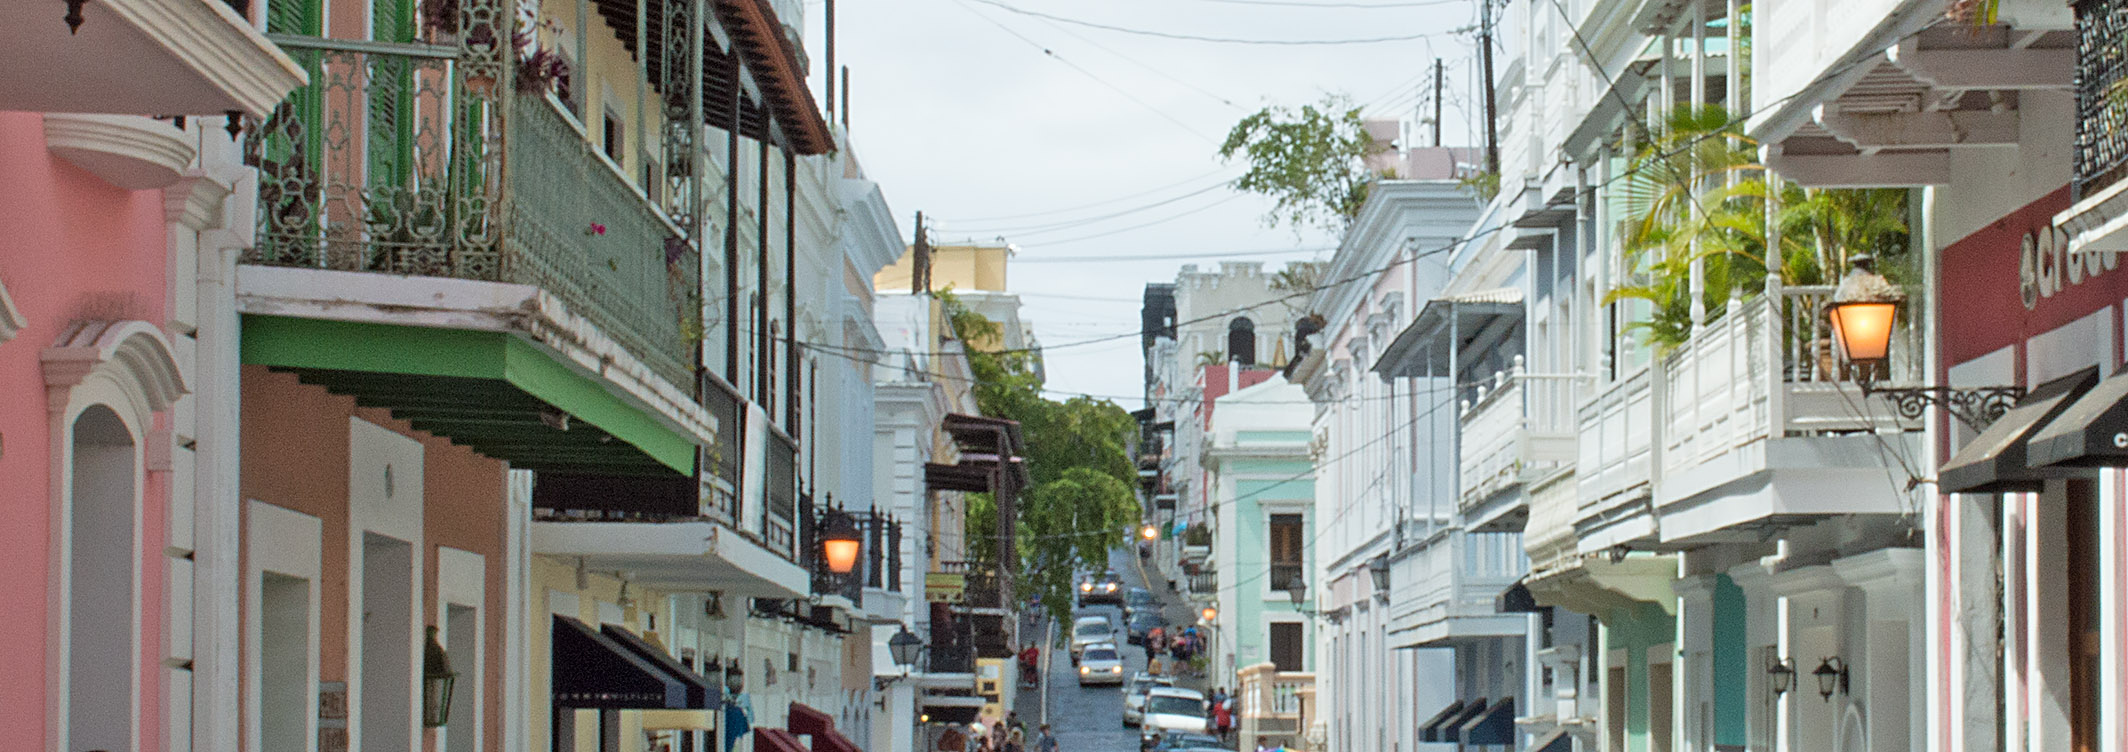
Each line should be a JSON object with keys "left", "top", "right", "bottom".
{"left": 1529, "top": 728, "right": 1573, "bottom": 752}
{"left": 1460, "top": 696, "right": 1516, "bottom": 745}
{"left": 754, "top": 728, "right": 809, "bottom": 752}
{"left": 1417, "top": 699, "right": 1467, "bottom": 742}
{"left": 601, "top": 624, "right": 719, "bottom": 709}
{"left": 2028, "top": 365, "right": 2128, "bottom": 469}
{"left": 1940, "top": 367, "right": 2098, "bottom": 494}
{"left": 551, "top": 615, "right": 687, "bottom": 709}
{"left": 787, "top": 703, "right": 862, "bottom": 752}
{"left": 1437, "top": 698, "right": 1490, "bottom": 743}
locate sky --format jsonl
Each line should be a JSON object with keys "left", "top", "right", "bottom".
{"left": 807, "top": 0, "right": 1489, "bottom": 409}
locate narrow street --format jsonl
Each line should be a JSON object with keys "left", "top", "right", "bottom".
{"left": 1025, "top": 547, "right": 1217, "bottom": 751}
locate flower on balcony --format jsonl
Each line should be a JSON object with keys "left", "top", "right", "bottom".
{"left": 586, "top": 222, "right": 606, "bottom": 237}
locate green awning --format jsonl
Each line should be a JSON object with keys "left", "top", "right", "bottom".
{"left": 242, "top": 315, "right": 696, "bottom": 475}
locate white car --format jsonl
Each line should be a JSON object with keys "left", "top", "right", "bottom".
{"left": 1138, "top": 687, "right": 1211, "bottom": 749}
{"left": 1076, "top": 643, "right": 1126, "bottom": 685}
{"left": 1070, "top": 615, "right": 1116, "bottom": 664}
{"left": 1121, "top": 672, "right": 1175, "bottom": 726}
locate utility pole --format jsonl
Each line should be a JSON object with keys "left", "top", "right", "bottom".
{"left": 824, "top": 0, "right": 835, "bottom": 118}
{"left": 1431, "top": 57, "right": 1444, "bottom": 147}
{"left": 1478, "top": 0, "right": 1500, "bottom": 176}
{"left": 912, "top": 211, "right": 929, "bottom": 296}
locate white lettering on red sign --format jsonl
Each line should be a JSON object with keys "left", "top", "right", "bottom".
{"left": 2020, "top": 226, "right": 2120, "bottom": 310}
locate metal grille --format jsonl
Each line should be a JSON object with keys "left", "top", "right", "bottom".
{"left": 2076, "top": 0, "right": 2128, "bottom": 200}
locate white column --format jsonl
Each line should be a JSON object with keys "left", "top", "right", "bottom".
{"left": 1834, "top": 548, "right": 1926, "bottom": 752}
{"left": 1674, "top": 575, "right": 1719, "bottom": 752}
{"left": 177, "top": 165, "right": 240, "bottom": 752}
{"left": 1771, "top": 565, "right": 1846, "bottom": 752}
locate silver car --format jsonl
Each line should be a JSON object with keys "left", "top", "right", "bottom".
{"left": 1076, "top": 643, "right": 1126, "bottom": 686}
{"left": 1121, "top": 672, "right": 1175, "bottom": 726}
{"left": 1070, "top": 615, "right": 1116, "bottom": 664}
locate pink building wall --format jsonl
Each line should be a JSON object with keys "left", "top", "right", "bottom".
{"left": 0, "top": 110, "right": 177, "bottom": 752}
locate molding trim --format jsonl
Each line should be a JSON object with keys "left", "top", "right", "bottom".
{"left": 41, "top": 320, "right": 188, "bottom": 423}
{"left": 44, "top": 114, "right": 197, "bottom": 191}
{"left": 0, "top": 272, "right": 25, "bottom": 344}
{"left": 164, "top": 171, "right": 234, "bottom": 230}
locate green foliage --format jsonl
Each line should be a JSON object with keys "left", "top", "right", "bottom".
{"left": 1457, "top": 170, "right": 1500, "bottom": 201}
{"left": 1219, "top": 94, "right": 1383, "bottom": 235}
{"left": 1605, "top": 104, "right": 1909, "bottom": 352}
{"left": 939, "top": 291, "right": 1142, "bottom": 627}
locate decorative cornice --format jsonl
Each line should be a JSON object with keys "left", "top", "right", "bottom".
{"left": 44, "top": 113, "right": 197, "bottom": 190}
{"left": 164, "top": 171, "right": 234, "bottom": 230}
{"left": 41, "top": 320, "right": 188, "bottom": 420}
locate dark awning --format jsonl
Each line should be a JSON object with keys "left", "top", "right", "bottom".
{"left": 1438, "top": 698, "right": 1490, "bottom": 743}
{"left": 1460, "top": 696, "right": 1517, "bottom": 745}
{"left": 921, "top": 696, "right": 985, "bottom": 724}
{"left": 1940, "top": 367, "right": 2099, "bottom": 494}
{"left": 2028, "top": 364, "right": 2128, "bottom": 469}
{"left": 1417, "top": 700, "right": 1466, "bottom": 742}
{"left": 1529, "top": 728, "right": 1573, "bottom": 752}
{"left": 754, "top": 727, "right": 809, "bottom": 752}
{"left": 787, "top": 703, "right": 861, "bottom": 752}
{"left": 601, "top": 624, "right": 719, "bottom": 710}
{"left": 552, "top": 615, "right": 687, "bottom": 709}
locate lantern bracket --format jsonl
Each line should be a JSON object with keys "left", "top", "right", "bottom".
{"left": 1857, "top": 382, "right": 2025, "bottom": 432}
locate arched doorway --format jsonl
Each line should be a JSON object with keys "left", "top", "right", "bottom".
{"left": 67, "top": 404, "right": 137, "bottom": 752}
{"left": 1228, "top": 317, "right": 1257, "bottom": 366}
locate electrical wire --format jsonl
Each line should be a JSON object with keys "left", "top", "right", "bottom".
{"left": 940, "top": 182, "right": 1234, "bottom": 235}
{"left": 963, "top": 0, "right": 1449, "bottom": 44}
{"left": 1010, "top": 246, "right": 1334, "bottom": 263}
{"left": 946, "top": 169, "right": 1238, "bottom": 223}
{"left": 949, "top": 0, "right": 1223, "bottom": 143}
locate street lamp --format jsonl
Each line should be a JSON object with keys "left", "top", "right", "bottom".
{"left": 1811, "top": 657, "right": 1848, "bottom": 701}
{"left": 421, "top": 626, "right": 456, "bottom": 728}
{"left": 1286, "top": 576, "right": 1308, "bottom": 607}
{"left": 1766, "top": 655, "right": 1796, "bottom": 697}
{"left": 1366, "top": 555, "right": 1391, "bottom": 600}
{"left": 1141, "top": 524, "right": 1160, "bottom": 541}
{"left": 1824, "top": 298, "right": 2023, "bottom": 430}
{"left": 889, "top": 625, "right": 924, "bottom": 671}
{"left": 821, "top": 508, "right": 862, "bottom": 575}
{"left": 1201, "top": 605, "right": 1217, "bottom": 623}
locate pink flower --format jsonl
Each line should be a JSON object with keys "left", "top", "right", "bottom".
{"left": 587, "top": 222, "right": 607, "bottom": 236}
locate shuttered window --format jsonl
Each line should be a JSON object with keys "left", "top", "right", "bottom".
{"left": 1269, "top": 622, "right": 1304, "bottom": 672}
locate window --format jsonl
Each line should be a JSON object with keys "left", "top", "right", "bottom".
{"left": 603, "top": 110, "right": 625, "bottom": 164}
{"left": 1269, "top": 622, "right": 1304, "bottom": 672}
{"left": 2068, "top": 479, "right": 2099, "bottom": 752}
{"left": 1269, "top": 514, "right": 1304, "bottom": 591}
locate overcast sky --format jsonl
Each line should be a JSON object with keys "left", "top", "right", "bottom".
{"left": 807, "top": 0, "right": 1487, "bottom": 409}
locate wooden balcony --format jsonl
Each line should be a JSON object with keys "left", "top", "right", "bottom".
{"left": 1388, "top": 530, "right": 1528, "bottom": 648}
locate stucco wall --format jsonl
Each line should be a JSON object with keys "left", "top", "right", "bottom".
{"left": 240, "top": 366, "right": 509, "bottom": 752}
{"left": 0, "top": 110, "right": 173, "bottom": 752}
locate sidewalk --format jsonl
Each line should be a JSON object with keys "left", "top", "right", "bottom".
{"left": 1131, "top": 546, "right": 1211, "bottom": 697}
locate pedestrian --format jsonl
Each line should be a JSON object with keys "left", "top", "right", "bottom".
{"left": 1218, "top": 691, "right": 1236, "bottom": 742}
{"left": 1211, "top": 688, "right": 1232, "bottom": 740}
{"left": 1035, "top": 724, "right": 1057, "bottom": 752}
{"left": 1004, "top": 728, "right": 1026, "bottom": 752}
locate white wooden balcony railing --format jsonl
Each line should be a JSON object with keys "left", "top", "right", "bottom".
{"left": 1390, "top": 530, "right": 1529, "bottom": 644}
{"left": 1459, "top": 361, "right": 1578, "bottom": 514}
{"left": 1572, "top": 278, "right": 1922, "bottom": 550}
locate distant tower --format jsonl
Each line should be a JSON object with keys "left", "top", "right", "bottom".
{"left": 1228, "top": 317, "right": 1257, "bottom": 366}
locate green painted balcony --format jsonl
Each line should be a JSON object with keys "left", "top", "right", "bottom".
{"left": 245, "top": 34, "right": 703, "bottom": 391}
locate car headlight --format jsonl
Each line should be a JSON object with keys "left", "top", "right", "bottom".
{"left": 1080, "top": 583, "right": 1092, "bottom": 591}
{"left": 1106, "top": 583, "right": 1118, "bottom": 591}
{"left": 1110, "top": 666, "right": 1122, "bottom": 673}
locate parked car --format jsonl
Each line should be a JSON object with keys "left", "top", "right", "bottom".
{"left": 1139, "top": 687, "right": 1211, "bottom": 749}
{"left": 1070, "top": 615, "right": 1116, "bottom": 663}
{"left": 1077, "top": 643, "right": 1126, "bottom": 685}
{"left": 1079, "top": 571, "right": 1125, "bottom": 605}
{"left": 1127, "top": 610, "right": 1167, "bottom": 646}
{"left": 1122, "top": 672, "right": 1175, "bottom": 726}
{"left": 1148, "top": 732, "right": 1224, "bottom": 751}
{"left": 1123, "top": 586, "right": 1157, "bottom": 617}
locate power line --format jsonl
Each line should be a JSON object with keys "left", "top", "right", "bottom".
{"left": 1183, "top": 0, "right": 1471, "bottom": 7}
{"left": 950, "top": 0, "right": 1222, "bottom": 142}
{"left": 946, "top": 169, "right": 1238, "bottom": 223}
{"left": 1010, "top": 246, "right": 1333, "bottom": 263}
{"left": 1010, "top": 195, "right": 1246, "bottom": 246}
{"left": 964, "top": 0, "right": 1448, "bottom": 44}
{"left": 940, "top": 182, "right": 1233, "bottom": 235}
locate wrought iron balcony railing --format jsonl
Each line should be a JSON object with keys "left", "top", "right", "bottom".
{"left": 2075, "top": 0, "right": 2128, "bottom": 200}
{"left": 247, "top": 35, "right": 704, "bottom": 390}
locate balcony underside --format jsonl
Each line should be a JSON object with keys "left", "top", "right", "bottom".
{"left": 1655, "top": 434, "right": 1921, "bottom": 546}
{"left": 0, "top": 0, "right": 305, "bottom": 117}
{"left": 531, "top": 519, "right": 808, "bottom": 598}
{"left": 241, "top": 314, "right": 696, "bottom": 476}
{"left": 1390, "top": 609, "right": 1528, "bottom": 649}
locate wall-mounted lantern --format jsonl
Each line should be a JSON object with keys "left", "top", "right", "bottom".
{"left": 1766, "top": 655, "right": 1795, "bottom": 697}
{"left": 821, "top": 508, "right": 862, "bottom": 575}
{"left": 1811, "top": 657, "right": 1848, "bottom": 702}
{"left": 422, "top": 626, "right": 457, "bottom": 728}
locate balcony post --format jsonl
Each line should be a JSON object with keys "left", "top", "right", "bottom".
{"left": 1764, "top": 274, "right": 1786, "bottom": 433}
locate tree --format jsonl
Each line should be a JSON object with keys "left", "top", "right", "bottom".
{"left": 1606, "top": 104, "right": 1909, "bottom": 352}
{"left": 939, "top": 291, "right": 1143, "bottom": 629}
{"left": 1219, "top": 94, "right": 1385, "bottom": 235}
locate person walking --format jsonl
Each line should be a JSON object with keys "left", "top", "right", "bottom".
{"left": 1035, "top": 724, "right": 1058, "bottom": 752}
{"left": 1211, "top": 688, "right": 1232, "bottom": 742}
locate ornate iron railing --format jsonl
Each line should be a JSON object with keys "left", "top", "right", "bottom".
{"left": 248, "top": 17, "right": 705, "bottom": 391}
{"left": 248, "top": 35, "right": 504, "bottom": 279}
{"left": 2076, "top": 0, "right": 2128, "bottom": 200}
